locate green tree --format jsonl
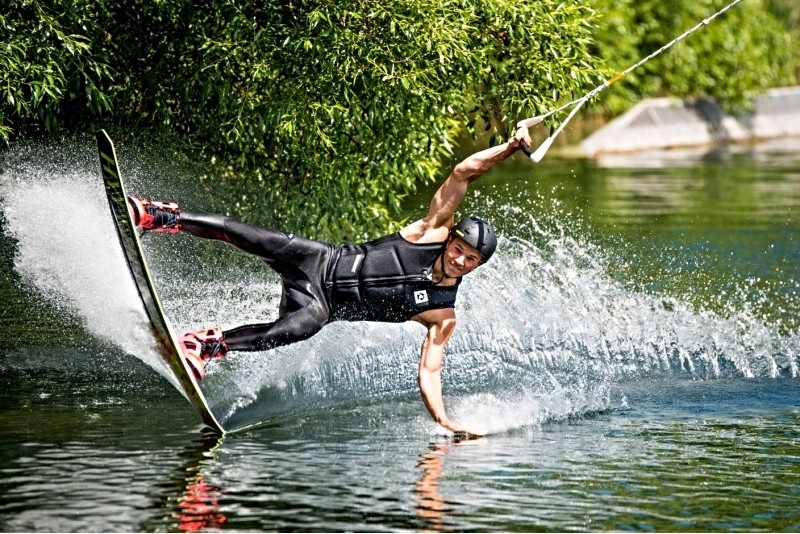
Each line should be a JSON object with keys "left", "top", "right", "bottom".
{"left": 2, "top": 0, "right": 603, "bottom": 239}
{"left": 110, "top": 0, "right": 603, "bottom": 239}
{"left": 0, "top": 0, "right": 114, "bottom": 140}
{"left": 767, "top": 0, "right": 800, "bottom": 79}
{"left": 589, "top": 0, "right": 796, "bottom": 115}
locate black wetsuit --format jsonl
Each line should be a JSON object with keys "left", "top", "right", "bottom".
{"left": 181, "top": 212, "right": 460, "bottom": 352}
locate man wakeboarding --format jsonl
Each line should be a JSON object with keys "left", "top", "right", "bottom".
{"left": 128, "top": 127, "right": 532, "bottom": 437}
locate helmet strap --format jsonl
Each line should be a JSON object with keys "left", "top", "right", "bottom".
{"left": 433, "top": 237, "right": 459, "bottom": 283}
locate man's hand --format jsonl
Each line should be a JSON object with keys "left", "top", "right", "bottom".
{"left": 441, "top": 419, "right": 484, "bottom": 440}
{"left": 511, "top": 123, "right": 533, "bottom": 151}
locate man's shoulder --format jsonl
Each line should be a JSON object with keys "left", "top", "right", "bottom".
{"left": 399, "top": 218, "right": 452, "bottom": 244}
{"left": 412, "top": 306, "right": 457, "bottom": 326}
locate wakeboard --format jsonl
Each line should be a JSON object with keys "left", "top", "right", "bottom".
{"left": 96, "top": 129, "right": 225, "bottom": 434}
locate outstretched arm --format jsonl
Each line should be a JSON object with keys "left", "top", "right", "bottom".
{"left": 401, "top": 128, "right": 532, "bottom": 242}
{"left": 416, "top": 309, "right": 481, "bottom": 437}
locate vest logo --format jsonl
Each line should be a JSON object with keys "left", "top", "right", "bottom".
{"left": 414, "top": 290, "right": 429, "bottom": 305}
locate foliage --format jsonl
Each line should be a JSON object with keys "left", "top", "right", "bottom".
{"left": 3, "top": 0, "right": 798, "bottom": 239}
{"left": 0, "top": 0, "right": 114, "bottom": 138}
{"left": 588, "top": 0, "right": 796, "bottom": 115}
{"left": 111, "top": 0, "right": 602, "bottom": 239}
{"left": 767, "top": 0, "right": 800, "bottom": 79}
{"left": 2, "top": 0, "right": 602, "bottom": 239}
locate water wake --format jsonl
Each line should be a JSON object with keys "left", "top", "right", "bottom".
{"left": 2, "top": 138, "right": 798, "bottom": 433}
{"left": 1, "top": 140, "right": 180, "bottom": 390}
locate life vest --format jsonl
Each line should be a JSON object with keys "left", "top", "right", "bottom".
{"left": 326, "top": 233, "right": 461, "bottom": 322}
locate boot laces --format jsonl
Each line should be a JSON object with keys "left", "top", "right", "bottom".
{"left": 201, "top": 340, "right": 226, "bottom": 361}
{"left": 146, "top": 204, "right": 180, "bottom": 229}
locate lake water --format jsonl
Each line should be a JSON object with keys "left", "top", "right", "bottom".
{"left": 1, "top": 134, "right": 799, "bottom": 531}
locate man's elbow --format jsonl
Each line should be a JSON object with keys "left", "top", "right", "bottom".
{"left": 451, "top": 161, "right": 479, "bottom": 183}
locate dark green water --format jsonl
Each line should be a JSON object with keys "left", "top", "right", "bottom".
{"left": 1, "top": 135, "right": 799, "bottom": 531}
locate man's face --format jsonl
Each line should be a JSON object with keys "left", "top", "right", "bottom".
{"left": 442, "top": 236, "right": 483, "bottom": 278}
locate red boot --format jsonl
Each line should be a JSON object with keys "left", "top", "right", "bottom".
{"left": 179, "top": 326, "right": 228, "bottom": 381}
{"left": 127, "top": 196, "right": 182, "bottom": 233}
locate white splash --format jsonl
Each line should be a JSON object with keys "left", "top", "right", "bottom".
{"left": 1, "top": 142, "right": 179, "bottom": 390}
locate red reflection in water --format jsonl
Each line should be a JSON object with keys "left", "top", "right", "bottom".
{"left": 175, "top": 475, "right": 226, "bottom": 532}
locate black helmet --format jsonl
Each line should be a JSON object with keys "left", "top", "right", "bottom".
{"left": 451, "top": 216, "right": 497, "bottom": 263}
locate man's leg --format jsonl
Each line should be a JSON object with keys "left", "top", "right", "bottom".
{"left": 181, "top": 285, "right": 328, "bottom": 379}
{"left": 223, "top": 305, "right": 327, "bottom": 352}
{"left": 178, "top": 213, "right": 332, "bottom": 349}
{"left": 181, "top": 211, "right": 295, "bottom": 263}
{"left": 128, "top": 198, "right": 334, "bottom": 378}
{"left": 128, "top": 197, "right": 295, "bottom": 263}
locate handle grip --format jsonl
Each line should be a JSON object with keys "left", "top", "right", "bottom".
{"left": 516, "top": 116, "right": 542, "bottom": 158}
{"left": 516, "top": 116, "right": 543, "bottom": 130}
